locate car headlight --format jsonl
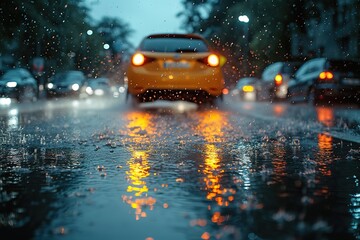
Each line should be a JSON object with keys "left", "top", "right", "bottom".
{"left": 86, "top": 86, "right": 93, "bottom": 95}
{"left": 6, "top": 82, "right": 17, "bottom": 88}
{"left": 119, "top": 86, "right": 125, "bottom": 93}
{"left": 72, "top": 83, "right": 80, "bottom": 91}
{"left": 94, "top": 89, "right": 104, "bottom": 96}
{"left": 47, "top": 83, "right": 54, "bottom": 89}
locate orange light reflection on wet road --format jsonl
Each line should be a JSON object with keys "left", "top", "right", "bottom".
{"left": 196, "top": 110, "right": 235, "bottom": 225}
{"left": 316, "top": 107, "right": 335, "bottom": 127}
{"left": 122, "top": 111, "right": 156, "bottom": 220}
{"left": 317, "top": 133, "right": 333, "bottom": 177}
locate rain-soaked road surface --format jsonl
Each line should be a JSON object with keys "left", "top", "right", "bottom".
{"left": 0, "top": 95, "right": 359, "bottom": 240}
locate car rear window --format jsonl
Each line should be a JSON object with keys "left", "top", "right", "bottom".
{"left": 139, "top": 37, "right": 209, "bottom": 53}
{"left": 327, "top": 60, "right": 360, "bottom": 74}
{"left": 2, "top": 69, "right": 28, "bottom": 78}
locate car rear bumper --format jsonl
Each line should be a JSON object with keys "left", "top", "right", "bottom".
{"left": 135, "top": 89, "right": 220, "bottom": 103}
{"left": 127, "top": 67, "right": 225, "bottom": 97}
{"left": 316, "top": 84, "right": 360, "bottom": 102}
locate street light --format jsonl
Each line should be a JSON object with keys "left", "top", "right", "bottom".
{"left": 238, "top": 15, "right": 250, "bottom": 75}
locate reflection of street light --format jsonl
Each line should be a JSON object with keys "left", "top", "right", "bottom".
{"left": 238, "top": 15, "right": 250, "bottom": 75}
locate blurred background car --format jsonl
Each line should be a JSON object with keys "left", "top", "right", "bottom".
{"left": 0, "top": 68, "right": 38, "bottom": 102}
{"left": 257, "top": 61, "right": 303, "bottom": 101}
{"left": 80, "top": 77, "right": 112, "bottom": 98}
{"left": 231, "top": 77, "right": 259, "bottom": 101}
{"left": 46, "top": 70, "right": 85, "bottom": 98}
{"left": 126, "top": 33, "right": 226, "bottom": 104}
{"left": 288, "top": 58, "right": 360, "bottom": 104}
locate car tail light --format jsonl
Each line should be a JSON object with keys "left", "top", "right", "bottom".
{"left": 319, "top": 71, "right": 334, "bottom": 80}
{"left": 207, "top": 54, "right": 220, "bottom": 67}
{"left": 274, "top": 74, "right": 283, "bottom": 86}
{"left": 197, "top": 54, "right": 220, "bottom": 67}
{"left": 242, "top": 85, "right": 254, "bottom": 92}
{"left": 131, "top": 53, "right": 146, "bottom": 66}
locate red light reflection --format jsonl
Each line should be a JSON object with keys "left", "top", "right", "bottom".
{"left": 316, "top": 107, "right": 334, "bottom": 127}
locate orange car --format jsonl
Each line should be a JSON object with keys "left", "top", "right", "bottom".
{"left": 126, "top": 33, "right": 226, "bottom": 103}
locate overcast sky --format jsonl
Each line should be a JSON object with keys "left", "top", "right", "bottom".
{"left": 86, "top": 0, "right": 185, "bottom": 47}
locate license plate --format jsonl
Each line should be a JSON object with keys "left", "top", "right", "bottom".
{"left": 342, "top": 78, "right": 360, "bottom": 85}
{"left": 163, "top": 61, "right": 190, "bottom": 69}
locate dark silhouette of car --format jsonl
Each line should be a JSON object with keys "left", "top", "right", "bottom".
{"left": 257, "top": 61, "right": 303, "bottom": 101}
{"left": 287, "top": 58, "right": 360, "bottom": 105}
{"left": 232, "top": 77, "right": 259, "bottom": 101}
{"left": 46, "top": 71, "right": 86, "bottom": 98}
{"left": 0, "top": 68, "right": 38, "bottom": 102}
{"left": 80, "top": 77, "right": 112, "bottom": 98}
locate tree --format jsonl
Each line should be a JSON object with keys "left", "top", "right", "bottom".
{"left": 178, "top": 0, "right": 311, "bottom": 84}
{"left": 94, "top": 17, "right": 134, "bottom": 79}
{"left": 0, "top": 0, "right": 133, "bottom": 79}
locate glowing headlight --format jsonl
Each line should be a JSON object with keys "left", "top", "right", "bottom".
{"left": 86, "top": 86, "right": 93, "bottom": 95}
{"left": 0, "top": 98, "right": 11, "bottom": 105}
{"left": 94, "top": 89, "right": 104, "bottom": 96}
{"left": 6, "top": 82, "right": 17, "bottom": 88}
{"left": 47, "top": 83, "right": 54, "bottom": 89}
{"left": 72, "top": 83, "right": 80, "bottom": 91}
{"left": 119, "top": 86, "right": 125, "bottom": 93}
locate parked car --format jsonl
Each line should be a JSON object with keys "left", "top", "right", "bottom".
{"left": 0, "top": 68, "right": 38, "bottom": 102}
{"left": 126, "top": 33, "right": 226, "bottom": 104}
{"left": 257, "top": 61, "right": 303, "bottom": 101}
{"left": 232, "top": 77, "right": 259, "bottom": 101}
{"left": 287, "top": 58, "right": 360, "bottom": 104}
{"left": 80, "top": 77, "right": 112, "bottom": 98}
{"left": 46, "top": 70, "right": 86, "bottom": 98}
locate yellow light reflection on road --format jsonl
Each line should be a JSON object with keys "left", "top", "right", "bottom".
{"left": 122, "top": 111, "right": 156, "bottom": 220}
{"left": 203, "top": 144, "right": 222, "bottom": 202}
{"left": 196, "top": 110, "right": 234, "bottom": 213}
{"left": 196, "top": 110, "right": 227, "bottom": 143}
{"left": 126, "top": 150, "right": 150, "bottom": 196}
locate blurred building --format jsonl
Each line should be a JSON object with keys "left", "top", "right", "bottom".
{"left": 290, "top": 0, "right": 359, "bottom": 59}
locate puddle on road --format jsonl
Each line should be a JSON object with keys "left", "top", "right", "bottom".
{"left": 0, "top": 101, "right": 359, "bottom": 240}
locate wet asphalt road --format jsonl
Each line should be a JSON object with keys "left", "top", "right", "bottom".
{"left": 0, "top": 95, "right": 359, "bottom": 240}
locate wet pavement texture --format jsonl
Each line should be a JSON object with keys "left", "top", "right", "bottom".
{"left": 0, "top": 96, "right": 359, "bottom": 240}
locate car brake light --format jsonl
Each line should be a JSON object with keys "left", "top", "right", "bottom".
{"left": 242, "top": 85, "right": 254, "bottom": 92}
{"left": 274, "top": 74, "right": 283, "bottom": 86}
{"left": 207, "top": 54, "right": 220, "bottom": 67}
{"left": 132, "top": 53, "right": 145, "bottom": 66}
{"left": 319, "top": 71, "right": 334, "bottom": 80}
